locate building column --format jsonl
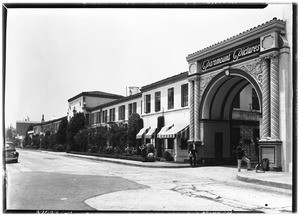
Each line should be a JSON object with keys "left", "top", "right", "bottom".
{"left": 260, "top": 57, "right": 271, "bottom": 139}
{"left": 194, "top": 76, "right": 201, "bottom": 143}
{"left": 270, "top": 53, "right": 280, "bottom": 140}
{"left": 188, "top": 78, "right": 195, "bottom": 143}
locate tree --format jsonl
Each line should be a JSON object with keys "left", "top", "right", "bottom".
{"left": 56, "top": 117, "right": 68, "bottom": 145}
{"left": 24, "top": 125, "right": 34, "bottom": 148}
{"left": 6, "top": 128, "right": 13, "bottom": 140}
{"left": 127, "top": 113, "right": 143, "bottom": 148}
{"left": 156, "top": 116, "right": 165, "bottom": 157}
{"left": 67, "top": 112, "right": 86, "bottom": 151}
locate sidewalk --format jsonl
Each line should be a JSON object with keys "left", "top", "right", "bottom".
{"left": 37, "top": 149, "right": 293, "bottom": 190}
{"left": 236, "top": 170, "right": 293, "bottom": 190}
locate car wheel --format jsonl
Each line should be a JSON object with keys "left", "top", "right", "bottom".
{"left": 14, "top": 159, "right": 18, "bottom": 163}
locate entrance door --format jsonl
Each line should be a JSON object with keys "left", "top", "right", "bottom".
{"left": 215, "top": 132, "right": 223, "bottom": 162}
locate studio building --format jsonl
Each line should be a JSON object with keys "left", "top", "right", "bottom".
{"left": 66, "top": 18, "right": 293, "bottom": 172}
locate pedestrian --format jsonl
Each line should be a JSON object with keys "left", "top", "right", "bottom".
{"left": 189, "top": 143, "right": 197, "bottom": 167}
{"left": 236, "top": 141, "right": 251, "bottom": 172}
{"left": 140, "top": 144, "right": 147, "bottom": 162}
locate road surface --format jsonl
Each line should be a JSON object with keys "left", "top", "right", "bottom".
{"left": 4, "top": 149, "right": 293, "bottom": 213}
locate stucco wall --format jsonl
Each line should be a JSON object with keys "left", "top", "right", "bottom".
{"left": 200, "top": 121, "right": 231, "bottom": 160}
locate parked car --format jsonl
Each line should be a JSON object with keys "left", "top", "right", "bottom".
{"left": 5, "top": 142, "right": 19, "bottom": 163}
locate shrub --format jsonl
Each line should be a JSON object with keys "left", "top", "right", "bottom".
{"left": 67, "top": 112, "right": 86, "bottom": 151}
{"left": 147, "top": 153, "right": 155, "bottom": 162}
{"left": 127, "top": 113, "right": 142, "bottom": 147}
{"left": 146, "top": 143, "right": 155, "bottom": 154}
{"left": 56, "top": 117, "right": 68, "bottom": 145}
{"left": 55, "top": 144, "right": 65, "bottom": 152}
{"left": 163, "top": 151, "right": 174, "bottom": 161}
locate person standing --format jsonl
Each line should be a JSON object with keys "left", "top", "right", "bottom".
{"left": 236, "top": 141, "right": 251, "bottom": 172}
{"left": 189, "top": 143, "right": 197, "bottom": 167}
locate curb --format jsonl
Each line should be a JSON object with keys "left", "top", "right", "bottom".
{"left": 33, "top": 149, "right": 191, "bottom": 169}
{"left": 236, "top": 173, "right": 292, "bottom": 190}
{"left": 64, "top": 153, "right": 191, "bottom": 168}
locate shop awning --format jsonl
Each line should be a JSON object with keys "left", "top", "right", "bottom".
{"left": 136, "top": 127, "right": 150, "bottom": 139}
{"left": 158, "top": 123, "right": 189, "bottom": 139}
{"left": 157, "top": 124, "right": 174, "bottom": 139}
{"left": 145, "top": 127, "right": 156, "bottom": 139}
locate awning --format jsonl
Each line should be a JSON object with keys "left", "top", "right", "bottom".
{"left": 157, "top": 124, "right": 174, "bottom": 139}
{"left": 145, "top": 127, "right": 156, "bottom": 139}
{"left": 158, "top": 123, "right": 189, "bottom": 139}
{"left": 136, "top": 127, "right": 150, "bottom": 139}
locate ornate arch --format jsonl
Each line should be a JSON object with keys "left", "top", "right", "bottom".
{"left": 199, "top": 67, "right": 262, "bottom": 120}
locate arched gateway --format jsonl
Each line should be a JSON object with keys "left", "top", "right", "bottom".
{"left": 186, "top": 18, "right": 292, "bottom": 172}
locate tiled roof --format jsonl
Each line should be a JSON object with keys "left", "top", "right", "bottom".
{"left": 68, "top": 91, "right": 124, "bottom": 102}
{"left": 187, "top": 17, "right": 285, "bottom": 58}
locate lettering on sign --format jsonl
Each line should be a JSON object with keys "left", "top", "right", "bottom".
{"left": 201, "top": 43, "right": 260, "bottom": 72}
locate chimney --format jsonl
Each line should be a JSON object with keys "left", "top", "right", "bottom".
{"left": 41, "top": 115, "right": 45, "bottom": 123}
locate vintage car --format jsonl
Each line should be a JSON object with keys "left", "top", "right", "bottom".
{"left": 5, "top": 141, "right": 19, "bottom": 163}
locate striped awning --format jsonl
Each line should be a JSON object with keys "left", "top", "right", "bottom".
{"left": 136, "top": 127, "right": 150, "bottom": 139}
{"left": 145, "top": 127, "right": 156, "bottom": 139}
{"left": 157, "top": 124, "right": 174, "bottom": 139}
{"left": 158, "top": 123, "right": 189, "bottom": 139}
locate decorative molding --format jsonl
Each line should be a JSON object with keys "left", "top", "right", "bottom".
{"left": 232, "top": 59, "right": 263, "bottom": 90}
{"left": 199, "top": 72, "right": 219, "bottom": 98}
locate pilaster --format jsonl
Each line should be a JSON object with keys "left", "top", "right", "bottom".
{"left": 270, "top": 53, "right": 280, "bottom": 139}
{"left": 188, "top": 77, "right": 195, "bottom": 143}
{"left": 194, "top": 76, "right": 201, "bottom": 143}
{"left": 260, "top": 57, "right": 271, "bottom": 139}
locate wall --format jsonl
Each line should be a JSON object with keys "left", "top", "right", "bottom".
{"left": 141, "top": 79, "right": 189, "bottom": 128}
{"left": 68, "top": 96, "right": 119, "bottom": 120}
{"left": 200, "top": 120, "right": 231, "bottom": 161}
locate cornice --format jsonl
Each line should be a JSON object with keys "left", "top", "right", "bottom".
{"left": 186, "top": 18, "right": 286, "bottom": 63}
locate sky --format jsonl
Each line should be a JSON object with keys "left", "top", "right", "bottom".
{"left": 4, "top": 3, "right": 293, "bottom": 128}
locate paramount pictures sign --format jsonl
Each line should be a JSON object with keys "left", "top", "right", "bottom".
{"left": 201, "top": 42, "right": 260, "bottom": 72}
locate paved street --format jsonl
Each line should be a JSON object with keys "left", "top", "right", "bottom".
{"left": 4, "top": 149, "right": 292, "bottom": 213}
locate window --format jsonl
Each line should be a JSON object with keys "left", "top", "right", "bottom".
{"left": 167, "top": 138, "right": 174, "bottom": 149}
{"left": 96, "top": 112, "right": 101, "bottom": 123}
{"left": 168, "top": 88, "right": 174, "bottom": 109}
{"left": 128, "top": 102, "right": 137, "bottom": 117}
{"left": 128, "top": 103, "right": 133, "bottom": 117}
{"left": 91, "top": 113, "right": 95, "bottom": 125}
{"left": 155, "top": 91, "right": 161, "bottom": 112}
{"left": 133, "top": 102, "right": 137, "bottom": 114}
{"left": 145, "top": 94, "right": 151, "bottom": 113}
{"left": 232, "top": 93, "right": 240, "bottom": 109}
{"left": 109, "top": 108, "right": 115, "bottom": 122}
{"left": 102, "top": 110, "right": 107, "bottom": 123}
{"left": 119, "top": 105, "right": 125, "bottom": 120}
{"left": 252, "top": 88, "right": 260, "bottom": 110}
{"left": 181, "top": 84, "right": 188, "bottom": 107}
